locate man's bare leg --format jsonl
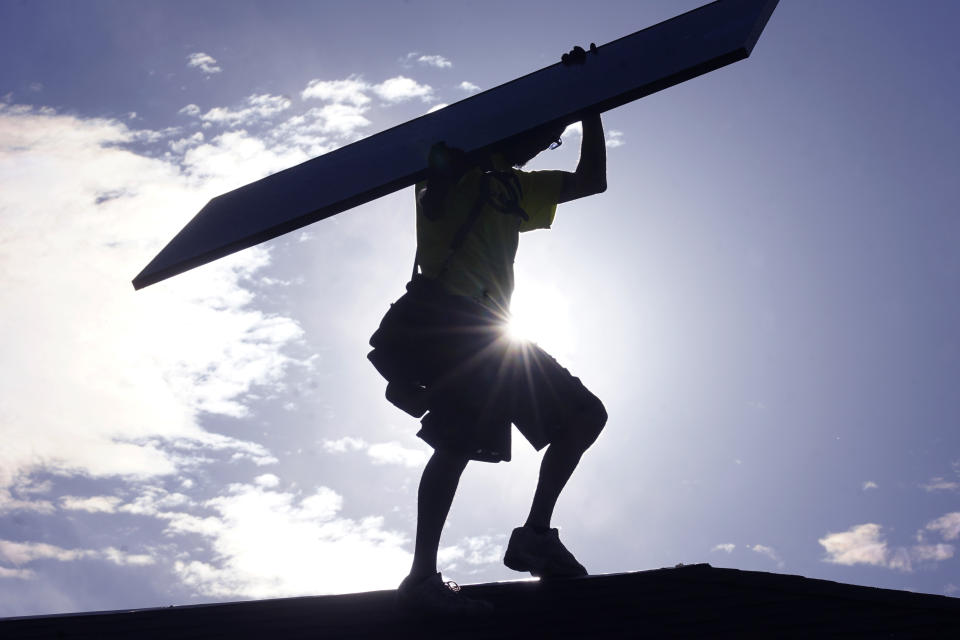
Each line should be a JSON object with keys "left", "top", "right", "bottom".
{"left": 408, "top": 449, "right": 469, "bottom": 580}
{"left": 525, "top": 410, "right": 606, "bottom": 529}
{"left": 502, "top": 411, "right": 606, "bottom": 578}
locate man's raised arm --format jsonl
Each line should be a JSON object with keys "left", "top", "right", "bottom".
{"left": 558, "top": 113, "right": 607, "bottom": 203}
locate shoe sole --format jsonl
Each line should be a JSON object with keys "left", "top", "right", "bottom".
{"left": 503, "top": 549, "right": 587, "bottom": 578}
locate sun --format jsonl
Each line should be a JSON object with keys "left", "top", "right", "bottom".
{"left": 506, "top": 281, "right": 577, "bottom": 361}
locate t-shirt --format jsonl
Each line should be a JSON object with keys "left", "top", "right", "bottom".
{"left": 416, "top": 154, "right": 564, "bottom": 312}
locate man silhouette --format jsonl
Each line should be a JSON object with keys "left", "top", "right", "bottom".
{"left": 369, "top": 51, "right": 607, "bottom": 615}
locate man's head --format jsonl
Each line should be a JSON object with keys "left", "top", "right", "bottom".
{"left": 498, "top": 122, "right": 567, "bottom": 168}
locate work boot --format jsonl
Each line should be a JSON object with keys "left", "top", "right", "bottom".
{"left": 503, "top": 525, "right": 588, "bottom": 578}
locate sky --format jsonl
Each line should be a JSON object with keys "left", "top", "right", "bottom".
{"left": 1, "top": 0, "right": 959, "bottom": 617}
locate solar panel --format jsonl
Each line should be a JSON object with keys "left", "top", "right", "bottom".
{"left": 132, "top": 0, "right": 778, "bottom": 290}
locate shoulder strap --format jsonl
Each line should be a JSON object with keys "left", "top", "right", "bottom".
{"left": 412, "top": 172, "right": 492, "bottom": 281}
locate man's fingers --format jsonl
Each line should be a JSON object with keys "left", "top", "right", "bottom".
{"left": 561, "top": 44, "right": 597, "bottom": 66}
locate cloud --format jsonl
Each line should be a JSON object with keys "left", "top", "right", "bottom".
{"left": 187, "top": 52, "right": 222, "bottom": 75}
{"left": 0, "top": 539, "right": 155, "bottom": 569}
{"left": 921, "top": 477, "right": 960, "bottom": 492}
{"left": 263, "top": 105, "right": 366, "bottom": 157}
{"left": 322, "top": 437, "right": 367, "bottom": 453}
{"left": 862, "top": 480, "right": 879, "bottom": 491}
{"left": 0, "top": 490, "right": 54, "bottom": 515}
{"left": 910, "top": 544, "right": 954, "bottom": 563}
{"left": 749, "top": 544, "right": 784, "bottom": 569}
{"left": 169, "top": 131, "right": 204, "bottom": 154}
{"left": 400, "top": 52, "right": 452, "bottom": 69}
{"left": 118, "top": 486, "right": 193, "bottom": 516}
{"left": 0, "top": 566, "right": 35, "bottom": 580}
{"left": 162, "top": 483, "right": 409, "bottom": 598}
{"left": 179, "top": 104, "right": 201, "bottom": 117}
{"left": 322, "top": 438, "right": 426, "bottom": 468}
{"left": 427, "top": 103, "right": 448, "bottom": 114}
{"left": 926, "top": 512, "right": 960, "bottom": 541}
{"left": 562, "top": 122, "right": 582, "bottom": 138}
{"left": 366, "top": 442, "right": 428, "bottom": 468}
{"left": 606, "top": 129, "right": 625, "bottom": 148}
{"left": 60, "top": 495, "right": 123, "bottom": 513}
{"left": 711, "top": 543, "right": 736, "bottom": 554}
{"left": 301, "top": 76, "right": 371, "bottom": 107}
{"left": 102, "top": 548, "right": 156, "bottom": 567}
{"left": 417, "top": 55, "right": 452, "bottom": 69}
{"left": 437, "top": 535, "right": 505, "bottom": 571}
{"left": 0, "top": 540, "right": 89, "bottom": 565}
{"left": 187, "top": 94, "right": 292, "bottom": 127}
{"left": 457, "top": 81, "right": 480, "bottom": 93}
{"left": 0, "top": 104, "right": 304, "bottom": 494}
{"left": 301, "top": 74, "right": 433, "bottom": 108}
{"left": 373, "top": 76, "right": 433, "bottom": 103}
{"left": 306, "top": 103, "right": 371, "bottom": 136}
{"left": 819, "top": 522, "right": 956, "bottom": 572}
{"left": 181, "top": 129, "right": 311, "bottom": 192}
{"left": 819, "top": 524, "right": 890, "bottom": 567}
{"left": 253, "top": 473, "right": 280, "bottom": 488}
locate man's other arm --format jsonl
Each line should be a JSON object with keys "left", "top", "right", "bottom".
{"left": 557, "top": 113, "right": 606, "bottom": 204}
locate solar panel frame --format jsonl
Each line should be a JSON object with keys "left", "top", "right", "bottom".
{"left": 133, "top": 0, "right": 778, "bottom": 290}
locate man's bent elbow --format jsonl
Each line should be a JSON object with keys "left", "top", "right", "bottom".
{"left": 588, "top": 175, "right": 607, "bottom": 196}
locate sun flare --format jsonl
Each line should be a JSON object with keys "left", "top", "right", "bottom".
{"left": 506, "top": 281, "right": 577, "bottom": 361}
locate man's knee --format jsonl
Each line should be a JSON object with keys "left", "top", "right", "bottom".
{"left": 572, "top": 399, "right": 607, "bottom": 447}
{"left": 427, "top": 448, "right": 470, "bottom": 474}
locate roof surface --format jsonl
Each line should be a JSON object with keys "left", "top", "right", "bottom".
{"left": 2, "top": 564, "right": 958, "bottom": 638}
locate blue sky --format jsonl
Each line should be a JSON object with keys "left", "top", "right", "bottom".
{"left": 2, "top": 0, "right": 959, "bottom": 616}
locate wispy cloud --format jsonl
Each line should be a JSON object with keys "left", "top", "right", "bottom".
{"left": 606, "top": 129, "right": 625, "bottom": 148}
{"left": 553, "top": 122, "right": 623, "bottom": 149}
{"left": 373, "top": 76, "right": 433, "bottom": 103}
{"left": 322, "top": 437, "right": 367, "bottom": 453}
{"left": 60, "top": 495, "right": 123, "bottom": 513}
{"left": 749, "top": 544, "right": 784, "bottom": 569}
{"left": 711, "top": 543, "right": 736, "bottom": 554}
{"left": 926, "top": 512, "right": 960, "bottom": 541}
{"left": 862, "top": 480, "right": 879, "bottom": 491}
{"left": 0, "top": 566, "right": 35, "bottom": 580}
{"left": 179, "top": 103, "right": 201, "bottom": 117}
{"left": 0, "top": 540, "right": 89, "bottom": 564}
{"left": 302, "top": 74, "right": 434, "bottom": 109}
{"left": 187, "top": 52, "right": 222, "bottom": 75}
{"left": 819, "top": 522, "right": 956, "bottom": 572}
{"left": 438, "top": 535, "right": 505, "bottom": 571}
{"left": 401, "top": 52, "right": 452, "bottom": 69}
{"left": 920, "top": 477, "right": 960, "bottom": 492}
{"left": 0, "top": 490, "right": 54, "bottom": 515}
{"left": 819, "top": 524, "right": 896, "bottom": 568}
{"left": 562, "top": 122, "right": 582, "bottom": 138}
{"left": 0, "top": 539, "right": 154, "bottom": 569}
{"left": 169, "top": 131, "right": 204, "bottom": 154}
{"left": 457, "top": 81, "right": 480, "bottom": 93}
{"left": 366, "top": 442, "right": 428, "bottom": 468}
{"left": 301, "top": 75, "right": 371, "bottom": 107}
{"left": 305, "top": 103, "right": 371, "bottom": 136}
{"left": 253, "top": 473, "right": 280, "bottom": 488}
{"left": 158, "top": 482, "right": 410, "bottom": 598}
{"left": 322, "top": 438, "right": 427, "bottom": 468}
{"left": 416, "top": 54, "right": 452, "bottom": 69}
{"left": 181, "top": 94, "right": 292, "bottom": 127}
{"left": 0, "top": 103, "right": 305, "bottom": 496}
